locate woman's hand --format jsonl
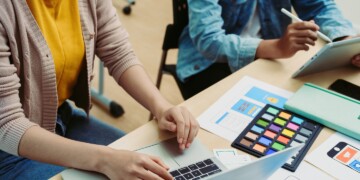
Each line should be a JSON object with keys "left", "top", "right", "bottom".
{"left": 100, "top": 149, "right": 173, "bottom": 180}
{"left": 156, "top": 106, "right": 199, "bottom": 150}
{"left": 18, "top": 126, "right": 173, "bottom": 180}
{"left": 116, "top": 65, "right": 199, "bottom": 150}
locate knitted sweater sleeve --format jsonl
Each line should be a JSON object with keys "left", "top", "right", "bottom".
{"left": 95, "top": 0, "right": 142, "bottom": 83}
{"left": 0, "top": 22, "right": 38, "bottom": 156}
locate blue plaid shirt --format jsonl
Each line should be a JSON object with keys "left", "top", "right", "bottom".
{"left": 177, "top": 0, "right": 357, "bottom": 82}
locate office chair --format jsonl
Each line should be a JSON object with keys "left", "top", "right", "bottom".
{"left": 155, "top": 0, "right": 190, "bottom": 99}
{"left": 91, "top": 0, "right": 137, "bottom": 117}
{"left": 122, "top": 0, "right": 136, "bottom": 15}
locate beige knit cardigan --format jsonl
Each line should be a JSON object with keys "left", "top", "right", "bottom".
{"left": 0, "top": 0, "right": 141, "bottom": 155}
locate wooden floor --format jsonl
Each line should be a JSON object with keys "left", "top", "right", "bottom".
{"left": 90, "top": 0, "right": 183, "bottom": 133}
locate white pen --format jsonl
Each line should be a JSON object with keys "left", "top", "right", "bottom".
{"left": 281, "top": 8, "right": 332, "bottom": 43}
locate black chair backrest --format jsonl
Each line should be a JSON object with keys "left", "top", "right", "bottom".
{"left": 162, "top": 0, "right": 189, "bottom": 50}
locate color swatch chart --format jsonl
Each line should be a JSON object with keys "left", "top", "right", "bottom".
{"left": 231, "top": 104, "right": 323, "bottom": 172}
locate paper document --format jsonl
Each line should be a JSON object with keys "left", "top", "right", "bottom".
{"left": 198, "top": 76, "right": 293, "bottom": 141}
{"left": 269, "top": 161, "right": 333, "bottom": 180}
{"left": 213, "top": 148, "right": 251, "bottom": 169}
{"left": 306, "top": 132, "right": 360, "bottom": 179}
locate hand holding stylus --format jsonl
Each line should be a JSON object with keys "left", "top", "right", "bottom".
{"left": 278, "top": 20, "right": 320, "bottom": 58}
{"left": 281, "top": 8, "right": 332, "bottom": 43}
{"left": 256, "top": 10, "right": 322, "bottom": 59}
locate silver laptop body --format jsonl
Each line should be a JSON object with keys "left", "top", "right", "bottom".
{"left": 61, "top": 137, "right": 303, "bottom": 180}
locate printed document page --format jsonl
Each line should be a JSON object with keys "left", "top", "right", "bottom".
{"left": 306, "top": 132, "right": 360, "bottom": 179}
{"left": 198, "top": 76, "right": 293, "bottom": 142}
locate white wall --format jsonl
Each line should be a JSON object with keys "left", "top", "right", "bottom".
{"left": 335, "top": 0, "right": 360, "bottom": 32}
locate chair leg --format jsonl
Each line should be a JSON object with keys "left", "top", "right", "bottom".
{"left": 156, "top": 50, "right": 168, "bottom": 88}
{"left": 122, "top": 0, "right": 136, "bottom": 15}
{"left": 91, "top": 62, "right": 124, "bottom": 117}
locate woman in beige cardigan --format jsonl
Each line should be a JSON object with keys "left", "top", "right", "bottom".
{"left": 0, "top": 0, "right": 198, "bottom": 179}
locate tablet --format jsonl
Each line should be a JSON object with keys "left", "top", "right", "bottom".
{"left": 292, "top": 37, "right": 360, "bottom": 78}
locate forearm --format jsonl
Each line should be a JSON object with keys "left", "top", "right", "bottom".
{"left": 118, "top": 65, "right": 172, "bottom": 119}
{"left": 19, "top": 126, "right": 110, "bottom": 173}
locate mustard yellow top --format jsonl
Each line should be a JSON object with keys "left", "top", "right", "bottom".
{"left": 27, "top": 0, "right": 85, "bottom": 106}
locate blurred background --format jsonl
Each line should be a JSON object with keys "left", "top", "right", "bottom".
{"left": 90, "top": 0, "right": 360, "bottom": 134}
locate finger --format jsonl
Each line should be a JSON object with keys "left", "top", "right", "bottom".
{"left": 294, "top": 37, "right": 316, "bottom": 46}
{"left": 137, "top": 169, "right": 163, "bottom": 180}
{"left": 290, "top": 29, "right": 318, "bottom": 41}
{"left": 180, "top": 109, "right": 190, "bottom": 149}
{"left": 292, "top": 21, "right": 319, "bottom": 31}
{"left": 149, "top": 155, "right": 170, "bottom": 170}
{"left": 185, "top": 113, "right": 199, "bottom": 148}
{"left": 294, "top": 43, "right": 310, "bottom": 51}
{"left": 353, "top": 54, "right": 360, "bottom": 61}
{"left": 171, "top": 109, "right": 186, "bottom": 146}
{"left": 352, "top": 55, "right": 360, "bottom": 67}
{"left": 186, "top": 121, "right": 199, "bottom": 148}
{"left": 143, "top": 158, "right": 173, "bottom": 180}
{"left": 159, "top": 119, "right": 177, "bottom": 132}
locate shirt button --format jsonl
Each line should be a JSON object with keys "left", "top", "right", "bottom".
{"left": 194, "top": 65, "right": 200, "bottom": 70}
{"left": 89, "top": 34, "right": 94, "bottom": 39}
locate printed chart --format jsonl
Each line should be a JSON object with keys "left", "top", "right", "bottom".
{"left": 306, "top": 132, "right": 360, "bottom": 179}
{"left": 198, "top": 76, "right": 293, "bottom": 142}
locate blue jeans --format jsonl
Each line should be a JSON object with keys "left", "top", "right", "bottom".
{"left": 0, "top": 101, "right": 125, "bottom": 180}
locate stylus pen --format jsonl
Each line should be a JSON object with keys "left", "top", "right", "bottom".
{"left": 281, "top": 8, "right": 332, "bottom": 43}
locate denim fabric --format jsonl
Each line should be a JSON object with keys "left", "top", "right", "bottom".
{"left": 177, "top": 0, "right": 357, "bottom": 82}
{"left": 0, "top": 102, "right": 125, "bottom": 179}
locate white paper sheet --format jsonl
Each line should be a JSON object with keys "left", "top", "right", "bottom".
{"left": 213, "top": 148, "right": 252, "bottom": 169}
{"left": 268, "top": 161, "right": 334, "bottom": 180}
{"left": 198, "top": 76, "right": 293, "bottom": 142}
{"left": 305, "top": 132, "right": 360, "bottom": 179}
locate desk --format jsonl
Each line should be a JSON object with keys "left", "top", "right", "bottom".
{"left": 110, "top": 41, "right": 360, "bottom": 152}
{"left": 54, "top": 42, "right": 360, "bottom": 179}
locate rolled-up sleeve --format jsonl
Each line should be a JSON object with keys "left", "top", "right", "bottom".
{"left": 0, "top": 22, "right": 37, "bottom": 156}
{"left": 293, "top": 0, "right": 357, "bottom": 40}
{"left": 95, "top": 0, "right": 142, "bottom": 83}
{"left": 188, "top": 0, "right": 261, "bottom": 71}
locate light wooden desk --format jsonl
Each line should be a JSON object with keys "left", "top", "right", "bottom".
{"left": 109, "top": 41, "right": 360, "bottom": 152}
{"left": 55, "top": 42, "right": 360, "bottom": 179}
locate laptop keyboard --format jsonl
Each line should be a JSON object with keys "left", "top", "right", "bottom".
{"left": 169, "top": 159, "right": 222, "bottom": 180}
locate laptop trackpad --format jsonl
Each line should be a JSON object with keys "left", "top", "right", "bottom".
{"left": 136, "top": 138, "right": 213, "bottom": 169}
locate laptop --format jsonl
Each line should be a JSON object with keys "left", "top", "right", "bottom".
{"left": 61, "top": 137, "right": 304, "bottom": 180}
{"left": 292, "top": 37, "right": 360, "bottom": 78}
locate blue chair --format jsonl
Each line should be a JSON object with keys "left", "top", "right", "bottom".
{"left": 156, "top": 0, "right": 189, "bottom": 99}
